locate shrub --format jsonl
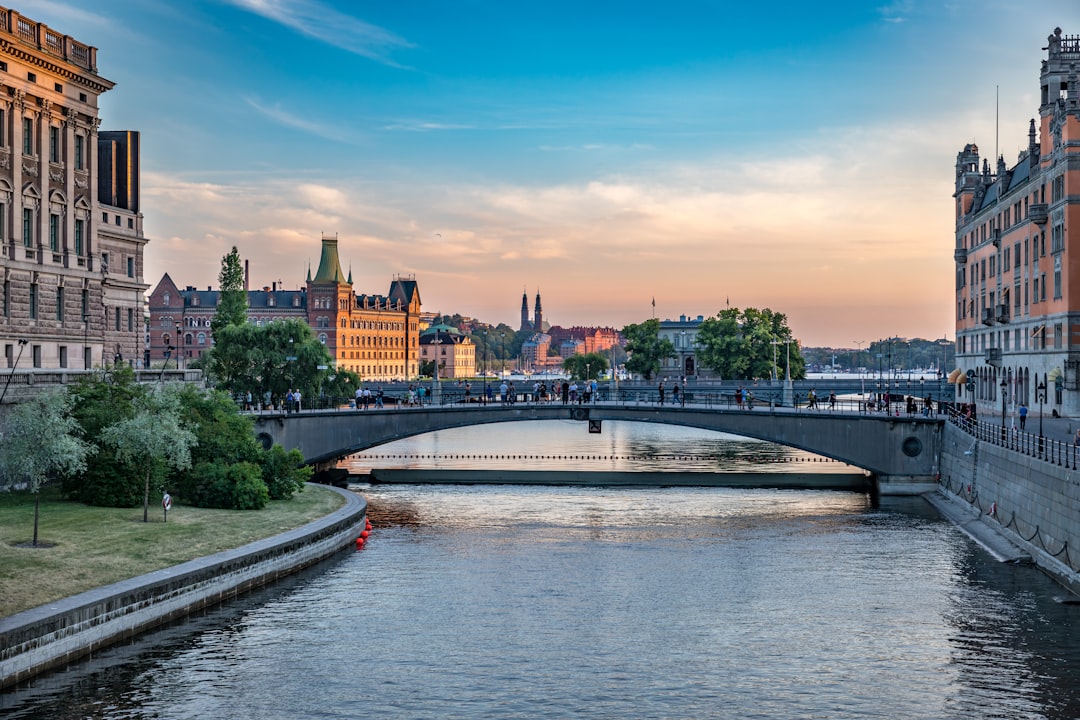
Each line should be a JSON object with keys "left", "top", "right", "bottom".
{"left": 261, "top": 445, "right": 312, "bottom": 500}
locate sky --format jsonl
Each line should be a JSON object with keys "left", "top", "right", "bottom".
{"left": 16, "top": 0, "right": 1080, "bottom": 347}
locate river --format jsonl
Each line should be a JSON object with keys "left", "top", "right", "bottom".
{"left": 4, "top": 422, "right": 1080, "bottom": 719}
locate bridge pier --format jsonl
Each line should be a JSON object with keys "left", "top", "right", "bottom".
{"left": 873, "top": 474, "right": 939, "bottom": 496}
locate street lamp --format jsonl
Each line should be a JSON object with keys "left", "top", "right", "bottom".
{"left": 83, "top": 311, "right": 90, "bottom": 370}
{"left": 1037, "top": 378, "right": 1047, "bottom": 451}
{"left": 1000, "top": 377, "right": 1008, "bottom": 442}
{"left": 680, "top": 330, "right": 687, "bottom": 382}
{"left": 482, "top": 330, "right": 488, "bottom": 405}
{"left": 158, "top": 345, "right": 173, "bottom": 384}
{"left": 174, "top": 321, "right": 182, "bottom": 370}
{"left": 432, "top": 334, "right": 442, "bottom": 405}
{"left": 0, "top": 339, "right": 29, "bottom": 405}
{"left": 783, "top": 336, "right": 793, "bottom": 407}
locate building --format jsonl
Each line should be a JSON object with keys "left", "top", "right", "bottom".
{"left": 147, "top": 234, "right": 423, "bottom": 381}
{"left": 954, "top": 28, "right": 1080, "bottom": 416}
{"left": 420, "top": 324, "right": 474, "bottom": 379}
{"left": 658, "top": 315, "right": 706, "bottom": 380}
{"left": 0, "top": 7, "right": 147, "bottom": 370}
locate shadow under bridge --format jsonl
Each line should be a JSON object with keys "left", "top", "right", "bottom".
{"left": 254, "top": 404, "right": 944, "bottom": 495}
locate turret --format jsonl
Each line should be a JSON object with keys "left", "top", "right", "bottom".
{"left": 954, "top": 143, "right": 981, "bottom": 219}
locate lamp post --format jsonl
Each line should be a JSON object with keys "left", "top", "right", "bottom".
{"left": 432, "top": 334, "right": 442, "bottom": 406}
{"left": 1000, "top": 377, "right": 1008, "bottom": 442}
{"left": 783, "top": 336, "right": 793, "bottom": 407}
{"left": 1037, "top": 378, "right": 1047, "bottom": 453}
{"left": 680, "top": 330, "right": 687, "bottom": 382}
{"left": 158, "top": 345, "right": 173, "bottom": 384}
{"left": 482, "top": 330, "right": 488, "bottom": 405}
{"left": 174, "top": 321, "right": 182, "bottom": 370}
{"left": 0, "top": 338, "right": 29, "bottom": 405}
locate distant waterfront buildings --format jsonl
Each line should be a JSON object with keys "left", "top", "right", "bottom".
{"left": 0, "top": 7, "right": 147, "bottom": 371}
{"left": 954, "top": 27, "right": 1080, "bottom": 416}
{"left": 148, "top": 234, "right": 422, "bottom": 382}
{"left": 658, "top": 315, "right": 705, "bottom": 380}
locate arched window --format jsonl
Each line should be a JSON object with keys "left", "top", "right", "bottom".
{"left": 197, "top": 332, "right": 207, "bottom": 345}
{"left": 163, "top": 292, "right": 170, "bottom": 305}
{"left": 318, "top": 333, "right": 327, "bottom": 344}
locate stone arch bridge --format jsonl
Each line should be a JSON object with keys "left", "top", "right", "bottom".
{"left": 254, "top": 404, "right": 943, "bottom": 495}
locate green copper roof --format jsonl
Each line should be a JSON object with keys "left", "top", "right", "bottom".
{"left": 312, "top": 234, "right": 349, "bottom": 284}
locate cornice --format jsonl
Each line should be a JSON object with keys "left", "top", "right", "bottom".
{"left": 0, "top": 38, "right": 114, "bottom": 94}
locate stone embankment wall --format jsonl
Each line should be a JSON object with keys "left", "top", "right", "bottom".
{"left": 0, "top": 485, "right": 366, "bottom": 689}
{"left": 938, "top": 422, "right": 1080, "bottom": 594}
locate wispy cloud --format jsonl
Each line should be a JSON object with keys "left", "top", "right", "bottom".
{"left": 244, "top": 97, "right": 358, "bottom": 144}
{"left": 221, "top": 0, "right": 413, "bottom": 66}
{"left": 877, "top": 0, "right": 914, "bottom": 23}
{"left": 381, "top": 120, "right": 476, "bottom": 132}
{"left": 15, "top": 0, "right": 112, "bottom": 26}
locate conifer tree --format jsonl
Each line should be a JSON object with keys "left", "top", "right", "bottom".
{"left": 211, "top": 246, "right": 247, "bottom": 334}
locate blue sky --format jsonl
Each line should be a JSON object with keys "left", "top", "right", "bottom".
{"left": 18, "top": 0, "right": 1080, "bottom": 345}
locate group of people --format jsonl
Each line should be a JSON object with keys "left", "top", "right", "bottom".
{"left": 657, "top": 380, "right": 687, "bottom": 406}
{"left": 283, "top": 388, "right": 302, "bottom": 413}
{"left": 353, "top": 386, "right": 386, "bottom": 410}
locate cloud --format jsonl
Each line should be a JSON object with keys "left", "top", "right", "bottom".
{"left": 13, "top": 0, "right": 111, "bottom": 26}
{"left": 221, "top": 0, "right": 413, "bottom": 66}
{"left": 244, "top": 97, "right": 358, "bottom": 144}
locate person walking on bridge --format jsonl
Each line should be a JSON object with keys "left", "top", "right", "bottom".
{"left": 658, "top": 380, "right": 665, "bottom": 405}
{"left": 1019, "top": 402, "right": 1028, "bottom": 430}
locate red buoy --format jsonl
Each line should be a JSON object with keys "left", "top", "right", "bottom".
{"left": 356, "top": 537, "right": 365, "bottom": 549}
{"left": 360, "top": 530, "right": 370, "bottom": 539}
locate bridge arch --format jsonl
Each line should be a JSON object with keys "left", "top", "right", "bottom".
{"left": 255, "top": 404, "right": 942, "bottom": 494}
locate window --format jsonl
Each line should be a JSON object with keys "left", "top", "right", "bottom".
{"left": 74, "top": 135, "right": 83, "bottom": 170}
{"left": 0, "top": 108, "right": 5, "bottom": 147}
{"left": 74, "top": 218, "right": 83, "bottom": 255}
{"left": 79, "top": 92, "right": 86, "bottom": 103}
{"left": 59, "top": 346, "right": 67, "bottom": 368}
{"left": 1041, "top": 273, "right": 1047, "bottom": 302}
{"left": 2, "top": 279, "right": 8, "bottom": 318}
{"left": 22, "top": 208, "right": 32, "bottom": 247}
{"left": 54, "top": 82, "right": 63, "bottom": 93}
{"left": 56, "top": 286, "right": 64, "bottom": 321}
{"left": 114, "top": 215, "right": 120, "bottom": 226}
{"left": 81, "top": 288, "right": 88, "bottom": 319}
{"left": 114, "top": 307, "right": 120, "bottom": 331}
{"left": 102, "top": 211, "right": 107, "bottom": 222}
{"left": 127, "top": 307, "right": 133, "bottom": 332}
{"left": 0, "top": 204, "right": 4, "bottom": 241}
{"left": 49, "top": 214, "right": 58, "bottom": 251}
{"left": 32, "top": 345, "right": 41, "bottom": 368}
{"left": 29, "top": 283, "right": 37, "bottom": 319}
{"left": 1055, "top": 323, "right": 1064, "bottom": 349}
{"left": 22, "top": 117, "right": 31, "bottom": 155}
{"left": 127, "top": 257, "right": 134, "bottom": 277}
{"left": 49, "top": 126, "right": 58, "bottom": 163}
{"left": 26, "top": 72, "right": 35, "bottom": 83}
{"left": 101, "top": 252, "right": 108, "bottom": 272}
{"left": 1055, "top": 257, "right": 1062, "bottom": 299}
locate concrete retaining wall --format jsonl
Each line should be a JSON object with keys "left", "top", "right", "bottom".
{"left": 938, "top": 422, "right": 1080, "bottom": 595}
{"left": 0, "top": 484, "right": 366, "bottom": 689}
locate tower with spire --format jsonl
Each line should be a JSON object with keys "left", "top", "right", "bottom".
{"left": 534, "top": 290, "right": 543, "bottom": 332}
{"left": 520, "top": 289, "right": 531, "bottom": 331}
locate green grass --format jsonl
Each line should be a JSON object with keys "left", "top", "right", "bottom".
{"left": 0, "top": 484, "right": 347, "bottom": 618}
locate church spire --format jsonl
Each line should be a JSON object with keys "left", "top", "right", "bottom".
{"left": 520, "top": 288, "right": 530, "bottom": 331}
{"left": 534, "top": 289, "right": 543, "bottom": 331}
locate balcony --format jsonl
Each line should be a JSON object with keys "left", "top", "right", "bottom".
{"left": 1029, "top": 203, "right": 1048, "bottom": 225}
{"left": 954, "top": 247, "right": 968, "bottom": 263}
{"left": 995, "top": 304, "right": 1010, "bottom": 323}
{"left": 984, "top": 347, "right": 1002, "bottom": 367}
{"left": 981, "top": 307, "right": 995, "bottom": 326}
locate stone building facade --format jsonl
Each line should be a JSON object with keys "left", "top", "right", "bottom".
{"left": 954, "top": 28, "right": 1080, "bottom": 417}
{"left": 148, "top": 234, "right": 422, "bottom": 382}
{"left": 0, "top": 7, "right": 146, "bottom": 371}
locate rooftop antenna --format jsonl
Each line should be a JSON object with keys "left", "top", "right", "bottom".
{"left": 995, "top": 85, "right": 999, "bottom": 169}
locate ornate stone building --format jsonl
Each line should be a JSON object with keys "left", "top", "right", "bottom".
{"left": 148, "top": 234, "right": 423, "bottom": 381}
{"left": 0, "top": 7, "right": 147, "bottom": 370}
{"left": 954, "top": 28, "right": 1080, "bottom": 417}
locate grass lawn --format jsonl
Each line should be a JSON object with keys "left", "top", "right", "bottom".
{"left": 0, "top": 484, "right": 347, "bottom": 618}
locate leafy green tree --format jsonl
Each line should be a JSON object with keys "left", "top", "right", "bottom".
{"left": 64, "top": 366, "right": 146, "bottom": 506}
{"left": 562, "top": 352, "right": 609, "bottom": 380}
{"left": 0, "top": 389, "right": 94, "bottom": 545}
{"left": 100, "top": 386, "right": 198, "bottom": 522}
{"left": 622, "top": 319, "right": 674, "bottom": 381}
{"left": 211, "top": 245, "right": 248, "bottom": 335}
{"left": 696, "top": 307, "right": 805, "bottom": 380}
{"left": 260, "top": 445, "right": 312, "bottom": 500}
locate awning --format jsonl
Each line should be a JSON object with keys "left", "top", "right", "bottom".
{"left": 947, "top": 368, "right": 962, "bottom": 383}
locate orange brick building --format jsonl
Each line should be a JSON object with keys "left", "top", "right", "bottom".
{"left": 954, "top": 28, "right": 1080, "bottom": 416}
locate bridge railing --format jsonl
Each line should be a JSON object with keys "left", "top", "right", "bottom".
{"left": 246, "top": 387, "right": 944, "bottom": 417}
{"left": 946, "top": 406, "right": 1078, "bottom": 469}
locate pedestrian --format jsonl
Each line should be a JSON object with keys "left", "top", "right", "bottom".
{"left": 375, "top": 387, "right": 384, "bottom": 409}
{"left": 828, "top": 391, "right": 836, "bottom": 410}
{"left": 1019, "top": 402, "right": 1028, "bottom": 430}
{"left": 500, "top": 381, "right": 509, "bottom": 405}
{"left": 672, "top": 384, "right": 680, "bottom": 406}
{"left": 658, "top": 380, "right": 665, "bottom": 405}
{"left": 294, "top": 389, "right": 302, "bottom": 412}
{"left": 735, "top": 387, "right": 743, "bottom": 409}
{"left": 354, "top": 386, "right": 363, "bottom": 410}
{"left": 285, "top": 389, "right": 294, "bottom": 414}
{"left": 561, "top": 381, "right": 570, "bottom": 405}
{"left": 245, "top": 391, "right": 252, "bottom": 411}
{"left": 465, "top": 382, "right": 471, "bottom": 403}
{"left": 924, "top": 395, "right": 933, "bottom": 417}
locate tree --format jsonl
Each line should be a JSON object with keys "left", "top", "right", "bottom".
{"left": 65, "top": 366, "right": 147, "bottom": 507}
{"left": 621, "top": 319, "right": 674, "bottom": 381}
{"left": 0, "top": 389, "right": 94, "bottom": 545}
{"left": 211, "top": 245, "right": 248, "bottom": 335}
{"left": 100, "top": 386, "right": 198, "bottom": 522}
{"left": 695, "top": 307, "right": 805, "bottom": 380}
{"left": 562, "top": 352, "right": 609, "bottom": 380}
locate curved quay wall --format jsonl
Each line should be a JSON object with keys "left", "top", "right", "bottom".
{"left": 0, "top": 484, "right": 366, "bottom": 690}
{"left": 938, "top": 422, "right": 1080, "bottom": 595}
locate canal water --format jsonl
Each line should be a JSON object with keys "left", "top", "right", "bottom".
{"left": 5, "top": 423, "right": 1080, "bottom": 719}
